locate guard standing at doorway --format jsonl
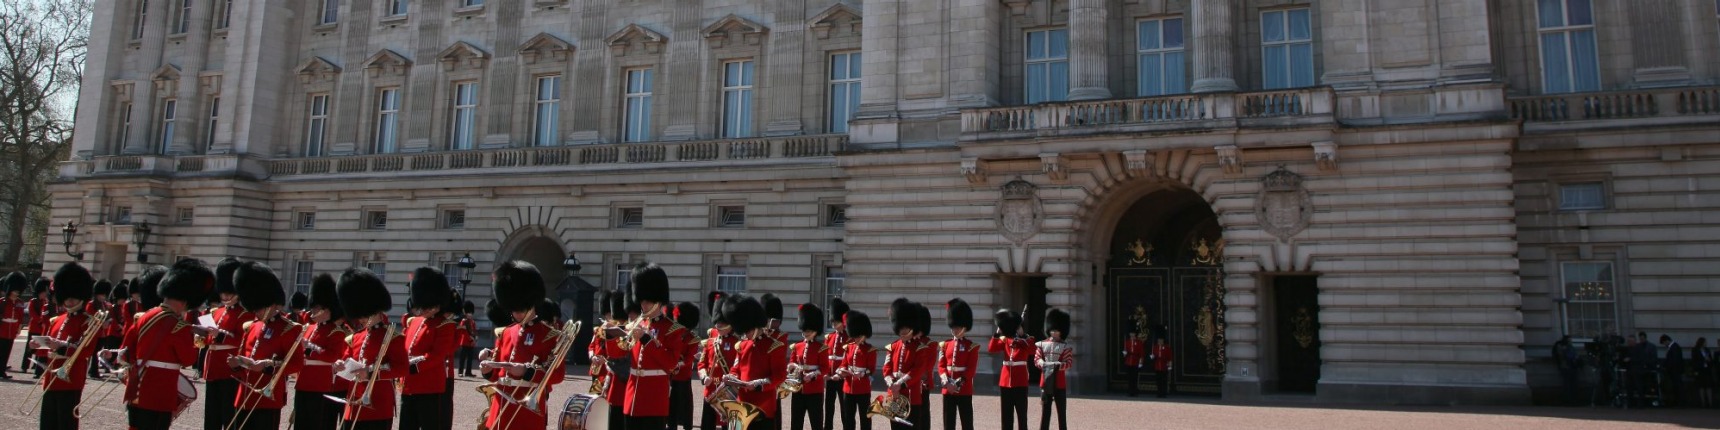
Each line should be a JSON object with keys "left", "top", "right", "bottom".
{"left": 1122, "top": 324, "right": 1147, "bottom": 397}
{"left": 1035, "top": 309, "right": 1073, "bottom": 430}
{"left": 938, "top": 299, "right": 978, "bottom": 430}
{"left": 987, "top": 310, "right": 1033, "bottom": 430}
{"left": 1151, "top": 336, "right": 1173, "bottom": 398}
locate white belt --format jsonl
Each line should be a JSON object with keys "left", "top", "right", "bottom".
{"left": 208, "top": 345, "right": 237, "bottom": 351}
{"left": 143, "top": 360, "right": 183, "bottom": 370}
{"left": 845, "top": 366, "right": 868, "bottom": 374}
{"left": 1, "top": 319, "right": 16, "bottom": 323}
{"left": 948, "top": 366, "right": 967, "bottom": 372}
{"left": 800, "top": 365, "right": 819, "bottom": 370}
{"left": 1002, "top": 361, "right": 1027, "bottom": 367}
{"left": 631, "top": 369, "right": 668, "bottom": 377}
{"left": 304, "top": 360, "right": 333, "bottom": 366}
{"left": 495, "top": 378, "right": 538, "bottom": 388}
{"left": 827, "top": 355, "right": 843, "bottom": 362}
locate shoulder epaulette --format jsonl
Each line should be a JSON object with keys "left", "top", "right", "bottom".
{"left": 242, "top": 321, "right": 256, "bottom": 332}
{"left": 768, "top": 338, "right": 785, "bottom": 353}
{"left": 435, "top": 319, "right": 455, "bottom": 328}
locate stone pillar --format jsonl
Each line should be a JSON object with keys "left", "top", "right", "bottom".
{"left": 1066, "top": 0, "right": 1111, "bottom": 100}
{"left": 122, "top": 0, "right": 174, "bottom": 155}
{"left": 169, "top": 0, "right": 216, "bottom": 155}
{"left": 1190, "top": 0, "right": 1239, "bottom": 93}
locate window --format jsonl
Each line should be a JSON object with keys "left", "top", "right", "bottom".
{"left": 158, "top": 99, "right": 177, "bottom": 154}
{"left": 305, "top": 94, "right": 329, "bottom": 157}
{"left": 173, "top": 0, "right": 191, "bottom": 34}
{"left": 114, "top": 206, "right": 134, "bottom": 225}
{"left": 293, "top": 261, "right": 314, "bottom": 298}
{"left": 533, "top": 75, "right": 561, "bottom": 147}
{"left": 442, "top": 209, "right": 466, "bottom": 229}
{"left": 386, "top": 0, "right": 408, "bottom": 17}
{"left": 1262, "top": 8, "right": 1315, "bottom": 89}
{"left": 825, "top": 204, "right": 849, "bottom": 227}
{"left": 374, "top": 88, "right": 400, "bottom": 153}
{"left": 616, "top": 207, "right": 644, "bottom": 228}
{"left": 823, "top": 267, "right": 845, "bottom": 323}
{"left": 716, "top": 205, "right": 746, "bottom": 228}
{"left": 366, "top": 262, "right": 387, "bottom": 283}
{"left": 319, "top": 0, "right": 339, "bottom": 25}
{"left": 218, "top": 0, "right": 232, "bottom": 29}
{"left": 115, "top": 103, "right": 133, "bottom": 149}
{"left": 721, "top": 60, "right": 756, "bottom": 138}
{"left": 205, "top": 97, "right": 220, "bottom": 149}
{"left": 460, "top": 0, "right": 484, "bottom": 7}
{"left": 296, "top": 212, "right": 317, "bottom": 230}
{"left": 828, "top": 52, "right": 862, "bottom": 133}
{"left": 133, "top": 0, "right": 149, "bottom": 39}
{"left": 623, "top": 68, "right": 654, "bottom": 142}
{"left": 441, "top": 262, "right": 462, "bottom": 289}
{"left": 1537, "top": 0, "right": 1600, "bottom": 93}
{"left": 1559, "top": 182, "right": 1606, "bottom": 211}
{"left": 449, "top": 82, "right": 478, "bottom": 150}
{"left": 176, "top": 207, "right": 195, "bottom": 224}
{"left": 1561, "top": 261, "right": 1617, "bottom": 340}
{"left": 1137, "top": 18, "right": 1186, "bottom": 96}
{"left": 365, "top": 210, "right": 388, "bottom": 230}
{"left": 615, "top": 264, "right": 634, "bottom": 294}
{"left": 716, "top": 266, "right": 747, "bottom": 295}
{"left": 1024, "top": 28, "right": 1069, "bottom": 104}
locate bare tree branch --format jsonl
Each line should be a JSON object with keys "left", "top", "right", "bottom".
{"left": 0, "top": 0, "right": 88, "bottom": 269}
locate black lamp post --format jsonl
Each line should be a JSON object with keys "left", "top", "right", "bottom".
{"left": 60, "top": 221, "right": 84, "bottom": 261}
{"left": 133, "top": 221, "right": 152, "bottom": 263}
{"left": 457, "top": 252, "right": 476, "bottom": 298}
{"left": 561, "top": 252, "right": 581, "bottom": 273}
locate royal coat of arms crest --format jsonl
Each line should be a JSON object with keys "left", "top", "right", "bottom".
{"left": 996, "top": 179, "right": 1043, "bottom": 244}
{"left": 1254, "top": 167, "right": 1313, "bottom": 241}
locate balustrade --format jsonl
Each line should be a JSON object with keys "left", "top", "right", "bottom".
{"left": 1510, "top": 86, "right": 1720, "bottom": 123}
{"left": 960, "top": 88, "right": 1328, "bottom": 136}
{"left": 239, "top": 135, "right": 845, "bottom": 178}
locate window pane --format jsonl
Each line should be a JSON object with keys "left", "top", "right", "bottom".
{"left": 1163, "top": 18, "right": 1184, "bottom": 48}
{"left": 1049, "top": 61, "right": 1068, "bottom": 101}
{"left": 1263, "top": 11, "right": 1286, "bottom": 42}
{"left": 832, "top": 54, "right": 848, "bottom": 80}
{"left": 830, "top": 84, "right": 849, "bottom": 132}
{"left": 1139, "top": 20, "right": 1160, "bottom": 50}
{"left": 1538, "top": 0, "right": 1565, "bottom": 28}
{"left": 1164, "top": 51, "right": 1186, "bottom": 94}
{"left": 1540, "top": 33, "right": 1571, "bottom": 93}
{"left": 1264, "top": 45, "right": 1288, "bottom": 89}
{"left": 1140, "top": 54, "right": 1163, "bottom": 96}
{"left": 1048, "top": 29, "right": 1068, "bottom": 57}
{"left": 1288, "top": 9, "right": 1312, "bottom": 40}
{"left": 641, "top": 69, "right": 654, "bottom": 92}
{"left": 1565, "top": 0, "right": 1592, "bottom": 26}
{"left": 1569, "top": 30, "right": 1599, "bottom": 92}
{"left": 1026, "top": 63, "right": 1045, "bottom": 103}
{"left": 849, "top": 52, "right": 862, "bottom": 78}
{"left": 1028, "top": 31, "right": 1046, "bottom": 59}
{"left": 1290, "top": 43, "right": 1315, "bottom": 87}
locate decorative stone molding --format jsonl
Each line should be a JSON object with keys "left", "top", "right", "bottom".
{"left": 1255, "top": 167, "right": 1313, "bottom": 241}
{"left": 1123, "top": 149, "right": 1153, "bottom": 178}
{"left": 702, "top": 14, "right": 768, "bottom": 49}
{"left": 363, "top": 49, "right": 412, "bottom": 78}
{"left": 1216, "top": 145, "right": 1242, "bottom": 175}
{"left": 809, "top": 3, "right": 862, "bottom": 39}
{"left": 996, "top": 179, "right": 1044, "bottom": 245}
{"left": 437, "top": 41, "right": 490, "bottom": 72}
{"left": 605, "top": 24, "right": 667, "bottom": 56}
{"left": 1312, "top": 141, "right": 1338, "bottom": 171}
{"left": 1002, "top": 0, "right": 1030, "bottom": 15}
{"left": 111, "top": 81, "right": 136, "bottom": 103}
{"left": 295, "top": 57, "right": 342, "bottom": 84}
{"left": 960, "top": 158, "right": 986, "bottom": 184}
{"left": 519, "top": 33, "right": 574, "bottom": 65}
{"left": 1040, "top": 153, "right": 1067, "bottom": 182}
{"left": 198, "top": 72, "right": 223, "bottom": 95}
{"left": 150, "top": 64, "right": 181, "bottom": 94}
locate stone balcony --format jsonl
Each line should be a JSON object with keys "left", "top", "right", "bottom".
{"left": 1508, "top": 86, "right": 1720, "bottom": 134}
{"left": 958, "top": 87, "right": 1335, "bottom": 143}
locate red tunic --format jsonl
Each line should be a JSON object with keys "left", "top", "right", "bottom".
{"left": 789, "top": 339, "right": 827, "bottom": 394}
{"left": 294, "top": 322, "right": 352, "bottom": 393}
{"left": 234, "top": 316, "right": 305, "bottom": 410}
{"left": 1151, "top": 343, "right": 1173, "bottom": 372}
{"left": 882, "top": 338, "right": 933, "bottom": 405}
{"left": 986, "top": 335, "right": 1037, "bottom": 388}
{"left": 85, "top": 299, "right": 120, "bottom": 338}
{"left": 821, "top": 331, "right": 849, "bottom": 383}
{"left": 1034, "top": 340, "right": 1074, "bottom": 389}
{"left": 456, "top": 318, "right": 476, "bottom": 347}
{"left": 339, "top": 323, "right": 408, "bottom": 422}
{"left": 625, "top": 315, "right": 687, "bottom": 416}
{"left": 839, "top": 341, "right": 876, "bottom": 395}
{"left": 698, "top": 331, "right": 737, "bottom": 398}
{"left": 1123, "top": 336, "right": 1148, "bottom": 369}
{"left": 731, "top": 335, "right": 788, "bottom": 418}
{"left": 26, "top": 297, "right": 55, "bottom": 334}
{"left": 672, "top": 330, "right": 700, "bottom": 381}
{"left": 121, "top": 307, "right": 197, "bottom": 413}
{"left": 401, "top": 315, "right": 458, "bottom": 395}
{"left": 203, "top": 306, "right": 256, "bottom": 382}
{"left": 0, "top": 297, "right": 22, "bottom": 338}
{"left": 597, "top": 330, "right": 630, "bottom": 406}
{"left": 938, "top": 338, "right": 980, "bottom": 395}
{"left": 483, "top": 321, "right": 566, "bottom": 430}
{"left": 40, "top": 310, "right": 96, "bottom": 391}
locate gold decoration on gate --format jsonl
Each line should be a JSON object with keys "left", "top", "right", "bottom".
{"left": 1192, "top": 270, "right": 1228, "bottom": 371}
{"left": 1125, "top": 239, "right": 1153, "bottom": 266}
{"left": 1191, "top": 238, "right": 1224, "bottom": 266}
{"left": 1291, "top": 307, "right": 1316, "bottom": 349}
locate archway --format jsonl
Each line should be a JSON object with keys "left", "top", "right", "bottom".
{"left": 1098, "top": 185, "right": 1226, "bottom": 395}
{"left": 497, "top": 226, "right": 595, "bottom": 364}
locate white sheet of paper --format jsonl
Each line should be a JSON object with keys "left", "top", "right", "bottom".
{"left": 198, "top": 314, "right": 216, "bottom": 328}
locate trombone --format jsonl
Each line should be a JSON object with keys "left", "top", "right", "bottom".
{"left": 478, "top": 319, "right": 581, "bottom": 430}
{"left": 19, "top": 309, "right": 108, "bottom": 416}
{"left": 227, "top": 320, "right": 307, "bottom": 430}
{"left": 332, "top": 321, "right": 399, "bottom": 430}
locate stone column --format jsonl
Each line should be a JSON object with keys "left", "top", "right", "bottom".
{"left": 169, "top": 0, "right": 216, "bottom": 155}
{"left": 1066, "top": 0, "right": 1111, "bottom": 100}
{"left": 1190, "top": 0, "right": 1239, "bottom": 93}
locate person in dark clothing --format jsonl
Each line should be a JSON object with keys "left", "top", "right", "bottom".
{"left": 1661, "top": 335, "right": 1684, "bottom": 407}
{"left": 1623, "top": 333, "right": 1659, "bottom": 408}
{"left": 1692, "top": 337, "right": 1713, "bottom": 408}
{"left": 1553, "top": 336, "right": 1581, "bottom": 406}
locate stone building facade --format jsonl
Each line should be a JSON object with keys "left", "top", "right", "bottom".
{"left": 46, "top": 0, "right": 1720, "bottom": 405}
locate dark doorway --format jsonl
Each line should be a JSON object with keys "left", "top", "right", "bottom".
{"left": 1104, "top": 187, "right": 1226, "bottom": 395}
{"left": 1272, "top": 276, "right": 1320, "bottom": 393}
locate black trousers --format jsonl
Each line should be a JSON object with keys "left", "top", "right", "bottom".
{"left": 609, "top": 404, "right": 627, "bottom": 430}
{"left": 442, "top": 378, "right": 455, "bottom": 416}
{"left": 400, "top": 393, "right": 451, "bottom": 430}
{"left": 1127, "top": 367, "right": 1141, "bottom": 396}
{"left": 790, "top": 391, "right": 824, "bottom": 430}
{"left": 205, "top": 378, "right": 239, "bottom": 430}
{"left": 629, "top": 415, "right": 667, "bottom": 430}
{"left": 90, "top": 337, "right": 120, "bottom": 377}
{"left": 998, "top": 387, "right": 1028, "bottom": 430}
{"left": 232, "top": 408, "right": 281, "bottom": 430}
{"left": 839, "top": 391, "right": 870, "bottom": 430}
{"left": 669, "top": 379, "right": 693, "bottom": 430}
{"left": 458, "top": 347, "right": 477, "bottom": 375}
{"left": 749, "top": 416, "right": 778, "bottom": 430}
{"left": 294, "top": 389, "right": 343, "bottom": 430}
{"left": 128, "top": 405, "right": 175, "bottom": 430}
{"left": 349, "top": 420, "right": 392, "bottom": 430}
{"left": 0, "top": 338, "right": 12, "bottom": 377}
{"left": 1155, "top": 370, "right": 1169, "bottom": 398}
{"left": 1664, "top": 370, "right": 1684, "bottom": 407}
{"left": 40, "top": 390, "right": 79, "bottom": 430}
{"left": 701, "top": 401, "right": 725, "bottom": 430}
{"left": 941, "top": 395, "right": 972, "bottom": 430}
{"left": 1039, "top": 388, "right": 1067, "bottom": 430}
{"left": 823, "top": 381, "right": 843, "bottom": 430}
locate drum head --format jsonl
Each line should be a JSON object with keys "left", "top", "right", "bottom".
{"left": 178, "top": 376, "right": 198, "bottom": 399}
{"left": 558, "top": 394, "right": 608, "bottom": 430}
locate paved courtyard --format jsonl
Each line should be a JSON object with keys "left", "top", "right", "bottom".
{"left": 2, "top": 340, "right": 1713, "bottom": 430}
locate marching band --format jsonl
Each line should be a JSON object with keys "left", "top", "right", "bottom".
{"left": 5, "top": 259, "right": 1106, "bottom": 430}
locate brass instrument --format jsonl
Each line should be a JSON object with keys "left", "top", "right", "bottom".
{"left": 334, "top": 321, "right": 399, "bottom": 430}
{"left": 868, "top": 372, "right": 913, "bottom": 426}
{"left": 228, "top": 319, "right": 308, "bottom": 430}
{"left": 615, "top": 302, "right": 663, "bottom": 351}
{"left": 776, "top": 363, "right": 805, "bottom": 399}
{"left": 20, "top": 309, "right": 108, "bottom": 416}
{"left": 476, "top": 319, "right": 582, "bottom": 430}
{"left": 710, "top": 375, "right": 768, "bottom": 430}
{"left": 587, "top": 324, "right": 609, "bottom": 395}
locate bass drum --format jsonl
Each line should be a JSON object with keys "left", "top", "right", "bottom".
{"left": 558, "top": 394, "right": 609, "bottom": 430}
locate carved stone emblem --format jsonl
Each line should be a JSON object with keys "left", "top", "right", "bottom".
{"left": 1255, "top": 167, "right": 1312, "bottom": 241}
{"left": 996, "top": 179, "right": 1043, "bottom": 244}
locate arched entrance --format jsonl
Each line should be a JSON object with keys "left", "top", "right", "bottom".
{"left": 1101, "top": 186, "right": 1226, "bottom": 395}
{"left": 497, "top": 226, "right": 596, "bottom": 364}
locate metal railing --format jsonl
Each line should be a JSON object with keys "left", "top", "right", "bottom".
{"left": 263, "top": 134, "right": 846, "bottom": 177}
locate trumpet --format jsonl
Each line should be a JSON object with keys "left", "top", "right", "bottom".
{"left": 73, "top": 352, "right": 127, "bottom": 419}
{"left": 19, "top": 309, "right": 108, "bottom": 416}
{"left": 616, "top": 302, "right": 663, "bottom": 351}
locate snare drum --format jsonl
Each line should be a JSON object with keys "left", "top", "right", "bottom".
{"left": 173, "top": 375, "right": 198, "bottom": 418}
{"left": 557, "top": 394, "right": 608, "bottom": 430}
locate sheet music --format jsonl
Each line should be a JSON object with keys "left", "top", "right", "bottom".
{"left": 198, "top": 314, "right": 217, "bottom": 329}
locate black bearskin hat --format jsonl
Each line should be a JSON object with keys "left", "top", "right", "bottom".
{"left": 213, "top": 257, "right": 242, "bottom": 296}
{"left": 51, "top": 262, "right": 95, "bottom": 304}
{"left": 722, "top": 295, "right": 768, "bottom": 335}
{"left": 463, "top": 300, "right": 476, "bottom": 315}
{"left": 913, "top": 303, "right": 932, "bottom": 335}
{"left": 233, "top": 261, "right": 286, "bottom": 312}
{"left": 946, "top": 298, "right": 973, "bottom": 330}
{"left": 595, "top": 289, "right": 614, "bottom": 319}
{"left": 797, "top": 303, "right": 824, "bottom": 334}
{"left": 94, "top": 279, "right": 113, "bottom": 297}
{"left": 113, "top": 284, "right": 130, "bottom": 301}
{"left": 309, "top": 273, "right": 342, "bottom": 320}
{"left": 761, "top": 293, "right": 783, "bottom": 321}
{"left": 630, "top": 262, "right": 670, "bottom": 304}
{"left": 485, "top": 300, "right": 513, "bottom": 327}
{"left": 336, "top": 267, "right": 392, "bottom": 318}
{"left": 442, "top": 292, "right": 462, "bottom": 316}
{"left": 828, "top": 297, "right": 850, "bottom": 323}
{"left": 291, "top": 292, "right": 308, "bottom": 311}
{"left": 709, "top": 293, "right": 731, "bottom": 325}
{"left": 116, "top": 279, "right": 130, "bottom": 293}
{"left": 707, "top": 291, "right": 726, "bottom": 317}
{"left": 133, "top": 265, "right": 167, "bottom": 309}
{"left": 32, "top": 277, "right": 50, "bottom": 295}
{"left": 407, "top": 267, "right": 451, "bottom": 312}
{"left": 1045, "top": 308, "right": 1071, "bottom": 337}
{"left": 535, "top": 299, "right": 562, "bottom": 324}
{"left": 844, "top": 311, "right": 872, "bottom": 338}
{"left": 491, "top": 261, "right": 545, "bottom": 313}
{"left": 890, "top": 298, "right": 917, "bottom": 335}
{"left": 675, "top": 302, "right": 700, "bottom": 329}
{"left": 995, "top": 309, "right": 1021, "bottom": 336}
{"left": 158, "top": 259, "right": 214, "bottom": 307}
{"left": 2, "top": 272, "right": 25, "bottom": 294}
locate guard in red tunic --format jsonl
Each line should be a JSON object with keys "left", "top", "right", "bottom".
{"left": 670, "top": 301, "right": 702, "bottom": 430}
{"left": 760, "top": 293, "right": 788, "bottom": 430}
{"left": 787, "top": 303, "right": 828, "bottom": 430}
{"left": 111, "top": 283, "right": 134, "bottom": 348}
{"left": 1122, "top": 324, "right": 1148, "bottom": 397}
{"left": 289, "top": 292, "right": 309, "bottom": 324}
{"left": 1035, "top": 309, "right": 1074, "bottom": 430}
{"left": 26, "top": 277, "right": 57, "bottom": 377}
{"left": 821, "top": 298, "right": 850, "bottom": 430}
{"left": 882, "top": 299, "right": 931, "bottom": 430}
{"left": 698, "top": 292, "right": 737, "bottom": 430}
{"left": 114, "top": 260, "right": 212, "bottom": 430}
{"left": 986, "top": 310, "right": 1034, "bottom": 430}
{"left": 227, "top": 262, "right": 305, "bottom": 430}
{"left": 590, "top": 291, "right": 631, "bottom": 429}
{"left": 293, "top": 274, "right": 351, "bottom": 430}
{"left": 834, "top": 311, "right": 875, "bottom": 430}
{"left": 724, "top": 295, "right": 787, "bottom": 430}
{"left": 33, "top": 262, "right": 98, "bottom": 430}
{"left": 400, "top": 267, "right": 458, "bottom": 430}
{"left": 333, "top": 267, "right": 409, "bottom": 430}
{"left": 84, "top": 280, "right": 115, "bottom": 379}
{"left": 478, "top": 261, "right": 567, "bottom": 430}
{"left": 623, "top": 263, "right": 689, "bottom": 429}
{"left": 0, "top": 272, "right": 26, "bottom": 380}
{"left": 1151, "top": 336, "right": 1173, "bottom": 398}
{"left": 457, "top": 301, "right": 478, "bottom": 377}
{"left": 203, "top": 258, "right": 256, "bottom": 430}
{"left": 938, "top": 299, "right": 979, "bottom": 430}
